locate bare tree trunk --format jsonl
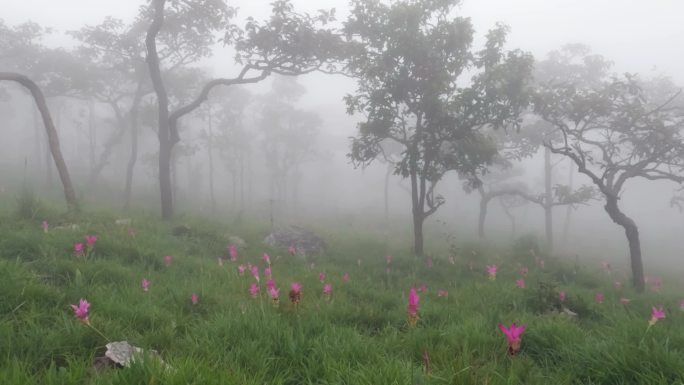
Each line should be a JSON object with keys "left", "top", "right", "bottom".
{"left": 0, "top": 72, "right": 78, "bottom": 212}
{"left": 88, "top": 102, "right": 126, "bottom": 187}
{"left": 561, "top": 159, "right": 574, "bottom": 245}
{"left": 544, "top": 146, "right": 553, "bottom": 251}
{"left": 88, "top": 101, "right": 96, "bottom": 171}
{"left": 146, "top": 0, "right": 174, "bottom": 219}
{"left": 477, "top": 187, "right": 490, "bottom": 239}
{"left": 123, "top": 87, "right": 143, "bottom": 210}
{"left": 206, "top": 106, "right": 216, "bottom": 211}
{"left": 500, "top": 199, "right": 517, "bottom": 238}
{"left": 384, "top": 163, "right": 391, "bottom": 246}
{"left": 604, "top": 196, "right": 645, "bottom": 292}
{"left": 410, "top": 166, "right": 424, "bottom": 257}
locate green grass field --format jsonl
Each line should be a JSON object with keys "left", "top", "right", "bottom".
{"left": 1, "top": 205, "right": 684, "bottom": 384}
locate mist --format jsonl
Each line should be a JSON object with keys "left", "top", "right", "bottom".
{"left": 2, "top": 0, "right": 684, "bottom": 277}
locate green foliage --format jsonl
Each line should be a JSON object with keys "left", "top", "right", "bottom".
{"left": 1, "top": 211, "right": 684, "bottom": 384}
{"left": 14, "top": 185, "right": 45, "bottom": 220}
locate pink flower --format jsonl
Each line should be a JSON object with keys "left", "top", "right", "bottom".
{"left": 418, "top": 284, "right": 427, "bottom": 293}
{"left": 288, "top": 245, "right": 296, "bottom": 255}
{"left": 42, "top": 220, "right": 49, "bottom": 233}
{"left": 289, "top": 282, "right": 302, "bottom": 305}
{"left": 228, "top": 244, "right": 237, "bottom": 261}
{"left": 519, "top": 266, "right": 528, "bottom": 276}
{"left": 437, "top": 289, "right": 448, "bottom": 298}
{"left": 342, "top": 273, "right": 350, "bottom": 282}
{"left": 164, "top": 255, "right": 172, "bottom": 267}
{"left": 619, "top": 297, "right": 631, "bottom": 305}
{"left": 680, "top": 299, "right": 684, "bottom": 311}
{"left": 70, "top": 298, "right": 90, "bottom": 324}
{"left": 649, "top": 306, "right": 666, "bottom": 326}
{"left": 486, "top": 265, "right": 497, "bottom": 280}
{"left": 407, "top": 287, "right": 420, "bottom": 327}
{"left": 264, "top": 266, "right": 272, "bottom": 278}
{"left": 323, "top": 283, "right": 332, "bottom": 299}
{"left": 142, "top": 278, "right": 149, "bottom": 292}
{"left": 268, "top": 286, "right": 280, "bottom": 303}
{"left": 251, "top": 266, "right": 260, "bottom": 282}
{"left": 191, "top": 293, "right": 199, "bottom": 305}
{"left": 386, "top": 255, "right": 393, "bottom": 265}
{"left": 74, "top": 243, "right": 84, "bottom": 256}
{"left": 261, "top": 253, "right": 271, "bottom": 265}
{"left": 498, "top": 322, "right": 526, "bottom": 355}
{"left": 559, "top": 291, "right": 566, "bottom": 302}
{"left": 595, "top": 292, "right": 604, "bottom": 304}
{"left": 238, "top": 264, "right": 246, "bottom": 275}
{"left": 319, "top": 272, "right": 326, "bottom": 282}
{"left": 266, "top": 279, "right": 275, "bottom": 291}
{"left": 515, "top": 278, "right": 525, "bottom": 289}
{"left": 249, "top": 283, "right": 259, "bottom": 298}
{"left": 128, "top": 227, "right": 135, "bottom": 237}
{"left": 85, "top": 235, "right": 98, "bottom": 248}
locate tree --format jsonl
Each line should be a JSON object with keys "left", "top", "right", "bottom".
{"left": 344, "top": 0, "right": 533, "bottom": 256}
{"left": 535, "top": 75, "right": 684, "bottom": 291}
{"left": 0, "top": 72, "right": 78, "bottom": 211}
{"left": 145, "top": 0, "right": 342, "bottom": 219}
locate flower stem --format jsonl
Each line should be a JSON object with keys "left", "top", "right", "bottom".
{"left": 87, "top": 323, "right": 111, "bottom": 343}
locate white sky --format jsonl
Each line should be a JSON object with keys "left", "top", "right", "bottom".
{"left": 2, "top": 0, "right": 683, "bottom": 82}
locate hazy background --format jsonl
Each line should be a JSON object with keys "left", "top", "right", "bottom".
{"left": 1, "top": 0, "right": 683, "bottom": 274}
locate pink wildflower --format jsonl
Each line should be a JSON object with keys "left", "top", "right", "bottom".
{"left": 191, "top": 293, "right": 199, "bottom": 305}
{"left": 228, "top": 244, "right": 237, "bottom": 261}
{"left": 251, "top": 266, "right": 260, "bottom": 282}
{"left": 164, "top": 255, "right": 172, "bottom": 267}
{"left": 261, "top": 253, "right": 270, "bottom": 265}
{"left": 559, "top": 291, "right": 566, "bottom": 302}
{"left": 42, "top": 220, "right": 49, "bottom": 233}
{"left": 407, "top": 287, "right": 420, "bottom": 327}
{"left": 238, "top": 264, "right": 246, "bottom": 275}
{"left": 515, "top": 278, "right": 525, "bottom": 289}
{"left": 128, "top": 227, "right": 135, "bottom": 237}
{"left": 386, "top": 255, "right": 393, "bottom": 265}
{"left": 418, "top": 284, "right": 427, "bottom": 293}
{"left": 288, "top": 245, "right": 296, "bottom": 255}
{"left": 319, "top": 272, "right": 326, "bottom": 282}
{"left": 264, "top": 266, "right": 272, "bottom": 278}
{"left": 70, "top": 298, "right": 90, "bottom": 324}
{"left": 498, "top": 322, "right": 526, "bottom": 355}
{"left": 486, "top": 265, "right": 497, "bottom": 280}
{"left": 266, "top": 279, "right": 275, "bottom": 291}
{"left": 268, "top": 286, "right": 280, "bottom": 304}
{"left": 74, "top": 243, "right": 84, "bottom": 256}
{"left": 323, "top": 283, "right": 332, "bottom": 299}
{"left": 249, "top": 283, "right": 259, "bottom": 298}
{"left": 142, "top": 278, "right": 149, "bottom": 292}
{"left": 342, "top": 273, "right": 350, "bottom": 283}
{"left": 85, "top": 235, "right": 97, "bottom": 248}
{"left": 437, "top": 289, "right": 448, "bottom": 298}
{"left": 649, "top": 306, "right": 665, "bottom": 326}
{"left": 289, "top": 282, "right": 302, "bottom": 305}
{"left": 595, "top": 292, "right": 604, "bottom": 304}
{"left": 680, "top": 299, "right": 684, "bottom": 311}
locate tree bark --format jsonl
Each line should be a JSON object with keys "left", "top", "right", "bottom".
{"left": 146, "top": 0, "right": 174, "bottom": 219}
{"left": 544, "top": 146, "right": 554, "bottom": 252}
{"left": 87, "top": 101, "right": 126, "bottom": 187}
{"left": 123, "top": 85, "right": 144, "bottom": 210}
{"left": 561, "top": 159, "right": 574, "bottom": 246}
{"left": 206, "top": 106, "right": 216, "bottom": 211}
{"left": 604, "top": 196, "right": 645, "bottom": 292}
{"left": 0, "top": 72, "right": 78, "bottom": 212}
{"left": 477, "top": 188, "right": 490, "bottom": 239}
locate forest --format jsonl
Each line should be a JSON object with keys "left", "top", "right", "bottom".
{"left": 1, "top": 0, "right": 684, "bottom": 383}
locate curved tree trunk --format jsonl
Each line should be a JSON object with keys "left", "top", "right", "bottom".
{"left": 604, "top": 196, "right": 645, "bottom": 292}
{"left": 0, "top": 72, "right": 78, "bottom": 212}
{"left": 88, "top": 102, "right": 127, "bottom": 187}
{"left": 477, "top": 187, "right": 490, "bottom": 239}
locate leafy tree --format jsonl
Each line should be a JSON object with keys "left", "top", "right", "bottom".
{"left": 344, "top": 0, "right": 533, "bottom": 256}
{"left": 145, "top": 0, "right": 342, "bottom": 219}
{"left": 535, "top": 75, "right": 684, "bottom": 291}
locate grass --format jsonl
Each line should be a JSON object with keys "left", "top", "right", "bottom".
{"left": 0, "top": 207, "right": 683, "bottom": 385}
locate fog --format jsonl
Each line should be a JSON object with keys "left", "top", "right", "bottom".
{"left": 2, "top": 0, "right": 684, "bottom": 277}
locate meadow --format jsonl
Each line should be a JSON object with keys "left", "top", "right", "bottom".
{"left": 1, "top": 201, "right": 684, "bottom": 385}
